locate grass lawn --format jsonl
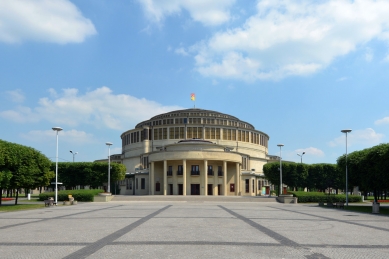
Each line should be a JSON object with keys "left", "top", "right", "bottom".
{"left": 0, "top": 204, "right": 45, "bottom": 212}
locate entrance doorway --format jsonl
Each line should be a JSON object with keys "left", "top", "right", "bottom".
{"left": 178, "top": 184, "right": 183, "bottom": 195}
{"left": 169, "top": 184, "right": 173, "bottom": 195}
{"left": 191, "top": 184, "right": 200, "bottom": 195}
{"left": 207, "top": 184, "right": 213, "bottom": 195}
{"left": 218, "top": 184, "right": 221, "bottom": 195}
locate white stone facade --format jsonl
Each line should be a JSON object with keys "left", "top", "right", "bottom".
{"left": 118, "top": 108, "right": 272, "bottom": 196}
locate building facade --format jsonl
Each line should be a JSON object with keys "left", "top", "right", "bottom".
{"left": 118, "top": 108, "right": 272, "bottom": 196}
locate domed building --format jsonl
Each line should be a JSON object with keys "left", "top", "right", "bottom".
{"left": 118, "top": 108, "right": 272, "bottom": 196}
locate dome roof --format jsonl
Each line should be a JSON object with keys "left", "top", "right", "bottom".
{"left": 135, "top": 108, "right": 254, "bottom": 129}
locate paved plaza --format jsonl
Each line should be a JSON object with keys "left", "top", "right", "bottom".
{"left": 0, "top": 197, "right": 389, "bottom": 259}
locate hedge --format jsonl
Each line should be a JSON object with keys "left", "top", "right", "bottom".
{"left": 288, "top": 191, "right": 362, "bottom": 203}
{"left": 38, "top": 189, "right": 104, "bottom": 202}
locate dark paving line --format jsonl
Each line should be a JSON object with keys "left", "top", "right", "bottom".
{"left": 1, "top": 241, "right": 388, "bottom": 250}
{"left": 0, "top": 205, "right": 123, "bottom": 230}
{"left": 63, "top": 205, "right": 172, "bottom": 259}
{"left": 269, "top": 206, "right": 389, "bottom": 232}
{"left": 219, "top": 205, "right": 330, "bottom": 259}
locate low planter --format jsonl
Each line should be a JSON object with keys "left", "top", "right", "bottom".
{"left": 72, "top": 200, "right": 78, "bottom": 205}
{"left": 63, "top": 201, "right": 71, "bottom": 205}
{"left": 98, "top": 192, "right": 112, "bottom": 196}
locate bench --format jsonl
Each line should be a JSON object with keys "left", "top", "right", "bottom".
{"left": 336, "top": 202, "right": 344, "bottom": 209}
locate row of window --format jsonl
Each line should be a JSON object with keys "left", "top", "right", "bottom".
{"left": 122, "top": 127, "right": 268, "bottom": 147}
{"left": 137, "top": 117, "right": 253, "bottom": 129}
{"left": 165, "top": 165, "right": 224, "bottom": 176}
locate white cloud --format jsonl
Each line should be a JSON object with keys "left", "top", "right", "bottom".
{"left": 364, "top": 47, "right": 373, "bottom": 62}
{"left": 137, "top": 0, "right": 235, "bottom": 26}
{"left": 0, "top": 86, "right": 183, "bottom": 130}
{"left": 336, "top": 77, "right": 348, "bottom": 82}
{"left": 0, "top": 0, "right": 96, "bottom": 44}
{"left": 329, "top": 128, "right": 385, "bottom": 147}
{"left": 375, "top": 117, "right": 389, "bottom": 125}
{"left": 21, "top": 129, "right": 95, "bottom": 145}
{"left": 189, "top": 0, "right": 389, "bottom": 81}
{"left": 295, "top": 147, "right": 325, "bottom": 157}
{"left": 6, "top": 89, "right": 25, "bottom": 103}
{"left": 175, "top": 47, "right": 189, "bottom": 56}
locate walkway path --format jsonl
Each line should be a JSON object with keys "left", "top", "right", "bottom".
{"left": 0, "top": 199, "right": 388, "bottom": 258}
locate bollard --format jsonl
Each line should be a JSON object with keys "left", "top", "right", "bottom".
{"left": 27, "top": 193, "right": 31, "bottom": 200}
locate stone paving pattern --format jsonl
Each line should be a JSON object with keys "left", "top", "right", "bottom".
{"left": 0, "top": 197, "right": 389, "bottom": 258}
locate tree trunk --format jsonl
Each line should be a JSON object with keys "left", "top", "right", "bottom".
{"left": 14, "top": 189, "right": 19, "bottom": 205}
{"left": 0, "top": 188, "right": 2, "bottom": 206}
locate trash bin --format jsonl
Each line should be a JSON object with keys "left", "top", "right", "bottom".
{"left": 372, "top": 202, "right": 380, "bottom": 214}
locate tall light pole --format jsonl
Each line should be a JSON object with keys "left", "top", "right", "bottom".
{"left": 52, "top": 127, "right": 63, "bottom": 205}
{"left": 106, "top": 142, "right": 113, "bottom": 193}
{"left": 341, "top": 129, "right": 352, "bottom": 206}
{"left": 277, "top": 144, "right": 284, "bottom": 196}
{"left": 297, "top": 152, "right": 305, "bottom": 163}
{"left": 70, "top": 150, "right": 78, "bottom": 162}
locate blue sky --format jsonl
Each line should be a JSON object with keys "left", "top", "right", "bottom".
{"left": 1, "top": 0, "right": 389, "bottom": 164}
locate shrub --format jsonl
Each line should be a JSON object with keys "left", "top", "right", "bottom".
{"left": 288, "top": 191, "right": 362, "bottom": 203}
{"left": 38, "top": 189, "right": 104, "bottom": 202}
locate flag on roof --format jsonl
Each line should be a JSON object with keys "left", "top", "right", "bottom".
{"left": 190, "top": 93, "right": 195, "bottom": 101}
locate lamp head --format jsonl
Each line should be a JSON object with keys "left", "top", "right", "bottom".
{"left": 302, "top": 152, "right": 305, "bottom": 155}
{"left": 106, "top": 142, "right": 113, "bottom": 146}
{"left": 277, "top": 144, "right": 284, "bottom": 147}
{"left": 341, "top": 129, "right": 352, "bottom": 133}
{"left": 52, "top": 127, "right": 63, "bottom": 132}
{"left": 70, "top": 150, "right": 73, "bottom": 153}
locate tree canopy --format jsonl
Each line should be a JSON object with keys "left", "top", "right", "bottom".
{"left": 0, "top": 139, "right": 53, "bottom": 205}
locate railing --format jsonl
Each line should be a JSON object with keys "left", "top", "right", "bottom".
{"left": 191, "top": 170, "right": 200, "bottom": 176}
{"left": 207, "top": 170, "right": 214, "bottom": 176}
{"left": 167, "top": 171, "right": 173, "bottom": 176}
{"left": 177, "top": 170, "right": 183, "bottom": 176}
{"left": 218, "top": 171, "right": 223, "bottom": 176}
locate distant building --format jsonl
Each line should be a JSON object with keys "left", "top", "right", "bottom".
{"left": 108, "top": 108, "right": 276, "bottom": 196}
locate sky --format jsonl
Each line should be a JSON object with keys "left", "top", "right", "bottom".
{"left": 1, "top": 0, "right": 389, "bottom": 165}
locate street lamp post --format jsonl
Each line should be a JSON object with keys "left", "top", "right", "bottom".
{"left": 106, "top": 142, "right": 113, "bottom": 193}
{"left": 277, "top": 144, "right": 284, "bottom": 196}
{"left": 341, "top": 129, "right": 352, "bottom": 206}
{"left": 52, "top": 127, "right": 63, "bottom": 205}
{"left": 297, "top": 152, "right": 305, "bottom": 163}
{"left": 70, "top": 150, "right": 78, "bottom": 162}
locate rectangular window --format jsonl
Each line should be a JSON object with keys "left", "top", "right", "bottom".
{"left": 141, "top": 178, "right": 145, "bottom": 189}
{"left": 205, "top": 127, "right": 210, "bottom": 139}
{"left": 136, "top": 131, "right": 139, "bottom": 142}
{"left": 230, "top": 184, "right": 235, "bottom": 193}
{"left": 163, "top": 128, "right": 167, "bottom": 139}
{"left": 191, "top": 165, "right": 200, "bottom": 175}
{"left": 169, "top": 127, "right": 174, "bottom": 139}
{"left": 216, "top": 128, "right": 221, "bottom": 139}
{"left": 154, "top": 129, "right": 158, "bottom": 140}
{"left": 158, "top": 128, "right": 163, "bottom": 140}
{"left": 174, "top": 127, "right": 180, "bottom": 139}
{"left": 179, "top": 127, "right": 184, "bottom": 139}
{"left": 207, "top": 165, "right": 213, "bottom": 175}
{"left": 252, "top": 179, "right": 255, "bottom": 193}
{"left": 245, "top": 179, "right": 249, "bottom": 193}
{"left": 136, "top": 178, "right": 138, "bottom": 189}
{"left": 156, "top": 182, "right": 160, "bottom": 192}
{"left": 238, "top": 130, "right": 241, "bottom": 141}
{"left": 232, "top": 129, "right": 236, "bottom": 141}
{"left": 198, "top": 127, "right": 203, "bottom": 139}
{"left": 177, "top": 165, "right": 183, "bottom": 175}
{"left": 187, "top": 127, "right": 192, "bottom": 139}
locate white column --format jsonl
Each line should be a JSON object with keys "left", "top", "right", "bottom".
{"left": 183, "top": 159, "right": 187, "bottom": 196}
{"left": 151, "top": 162, "right": 155, "bottom": 195}
{"left": 204, "top": 160, "right": 208, "bottom": 196}
{"left": 235, "top": 162, "right": 239, "bottom": 196}
{"left": 163, "top": 160, "right": 167, "bottom": 196}
{"left": 223, "top": 161, "right": 227, "bottom": 196}
{"left": 213, "top": 164, "right": 218, "bottom": 196}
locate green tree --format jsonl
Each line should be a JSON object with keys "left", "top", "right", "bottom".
{"left": 0, "top": 139, "right": 52, "bottom": 205}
